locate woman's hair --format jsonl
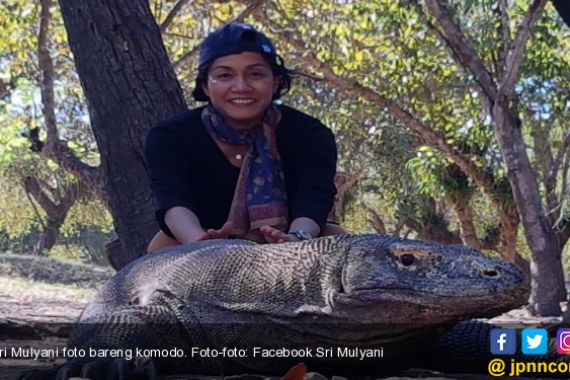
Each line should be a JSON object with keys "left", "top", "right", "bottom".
{"left": 191, "top": 53, "right": 293, "bottom": 102}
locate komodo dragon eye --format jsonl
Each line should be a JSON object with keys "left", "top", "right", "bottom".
{"left": 400, "top": 254, "right": 416, "bottom": 266}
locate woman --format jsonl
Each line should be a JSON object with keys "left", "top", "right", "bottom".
{"left": 145, "top": 23, "right": 340, "bottom": 252}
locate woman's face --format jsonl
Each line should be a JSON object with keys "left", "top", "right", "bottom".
{"left": 202, "top": 52, "right": 279, "bottom": 130}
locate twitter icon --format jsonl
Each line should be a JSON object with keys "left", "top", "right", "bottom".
{"left": 522, "top": 328, "right": 548, "bottom": 354}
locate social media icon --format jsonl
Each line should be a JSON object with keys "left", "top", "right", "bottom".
{"left": 522, "top": 328, "right": 547, "bottom": 354}
{"left": 557, "top": 328, "right": 570, "bottom": 354}
{"left": 490, "top": 328, "right": 516, "bottom": 355}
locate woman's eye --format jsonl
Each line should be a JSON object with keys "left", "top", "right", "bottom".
{"left": 213, "top": 73, "right": 233, "bottom": 81}
{"left": 248, "top": 71, "right": 271, "bottom": 81}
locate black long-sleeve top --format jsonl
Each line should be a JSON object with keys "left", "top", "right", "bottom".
{"left": 144, "top": 104, "right": 337, "bottom": 238}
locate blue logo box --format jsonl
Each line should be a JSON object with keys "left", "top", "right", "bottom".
{"left": 490, "top": 328, "right": 516, "bottom": 355}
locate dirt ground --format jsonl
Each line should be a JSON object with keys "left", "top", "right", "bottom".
{"left": 0, "top": 252, "right": 564, "bottom": 380}
{"left": 0, "top": 253, "right": 111, "bottom": 323}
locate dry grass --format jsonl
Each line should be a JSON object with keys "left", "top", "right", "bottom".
{"left": 0, "top": 252, "right": 113, "bottom": 289}
{"left": 0, "top": 252, "right": 113, "bottom": 324}
{"left": 0, "top": 276, "right": 97, "bottom": 301}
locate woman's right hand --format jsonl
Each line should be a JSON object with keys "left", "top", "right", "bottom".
{"left": 199, "top": 221, "right": 233, "bottom": 241}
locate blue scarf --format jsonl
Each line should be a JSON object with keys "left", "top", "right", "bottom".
{"left": 201, "top": 104, "right": 287, "bottom": 241}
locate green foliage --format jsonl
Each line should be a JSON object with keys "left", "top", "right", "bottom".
{"left": 48, "top": 224, "right": 115, "bottom": 266}
{"left": 148, "top": 0, "right": 570, "bottom": 250}
{"left": 0, "top": 171, "right": 43, "bottom": 237}
{"left": 0, "top": 0, "right": 106, "bottom": 258}
{"left": 2, "top": 0, "right": 569, "bottom": 263}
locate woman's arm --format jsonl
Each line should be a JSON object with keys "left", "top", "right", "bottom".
{"left": 164, "top": 206, "right": 207, "bottom": 243}
{"left": 165, "top": 206, "right": 234, "bottom": 243}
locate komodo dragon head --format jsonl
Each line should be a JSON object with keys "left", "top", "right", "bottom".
{"left": 332, "top": 234, "right": 528, "bottom": 324}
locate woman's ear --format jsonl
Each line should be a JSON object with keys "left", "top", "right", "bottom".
{"left": 201, "top": 82, "right": 210, "bottom": 98}
{"left": 272, "top": 76, "right": 280, "bottom": 96}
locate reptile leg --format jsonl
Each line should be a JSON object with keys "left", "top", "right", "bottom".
{"left": 80, "top": 359, "right": 109, "bottom": 378}
{"left": 17, "top": 366, "right": 60, "bottom": 380}
{"left": 56, "top": 361, "right": 83, "bottom": 379}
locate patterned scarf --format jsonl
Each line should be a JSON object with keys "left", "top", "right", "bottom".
{"left": 201, "top": 104, "right": 287, "bottom": 242}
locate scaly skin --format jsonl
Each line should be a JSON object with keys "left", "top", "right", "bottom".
{"left": 21, "top": 234, "right": 529, "bottom": 379}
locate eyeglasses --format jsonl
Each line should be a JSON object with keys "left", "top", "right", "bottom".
{"left": 208, "top": 69, "right": 273, "bottom": 86}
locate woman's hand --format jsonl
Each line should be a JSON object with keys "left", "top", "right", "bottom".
{"left": 259, "top": 226, "right": 299, "bottom": 244}
{"left": 199, "top": 221, "right": 234, "bottom": 241}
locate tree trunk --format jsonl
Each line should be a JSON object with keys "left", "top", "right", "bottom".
{"left": 494, "top": 205, "right": 530, "bottom": 279}
{"left": 449, "top": 194, "right": 480, "bottom": 250}
{"left": 404, "top": 198, "right": 462, "bottom": 245}
{"left": 33, "top": 216, "right": 64, "bottom": 255}
{"left": 58, "top": 0, "right": 188, "bottom": 269}
{"left": 22, "top": 176, "right": 81, "bottom": 256}
{"left": 496, "top": 205, "right": 519, "bottom": 263}
{"left": 330, "top": 171, "right": 359, "bottom": 223}
{"left": 493, "top": 99, "right": 565, "bottom": 316}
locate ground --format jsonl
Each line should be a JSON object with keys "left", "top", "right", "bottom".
{"left": 0, "top": 252, "right": 563, "bottom": 380}
{"left": 0, "top": 253, "right": 110, "bottom": 323}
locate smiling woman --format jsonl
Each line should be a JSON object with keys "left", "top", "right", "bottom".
{"left": 144, "top": 23, "right": 344, "bottom": 252}
{"left": 203, "top": 54, "right": 278, "bottom": 131}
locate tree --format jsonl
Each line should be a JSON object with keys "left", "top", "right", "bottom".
{"left": 0, "top": 0, "right": 105, "bottom": 255}
{"left": 40, "top": 0, "right": 569, "bottom": 316}
{"left": 56, "top": 0, "right": 188, "bottom": 268}
{"left": 253, "top": 0, "right": 569, "bottom": 315}
{"left": 419, "top": 0, "right": 567, "bottom": 316}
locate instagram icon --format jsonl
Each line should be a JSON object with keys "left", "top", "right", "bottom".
{"left": 557, "top": 328, "right": 570, "bottom": 354}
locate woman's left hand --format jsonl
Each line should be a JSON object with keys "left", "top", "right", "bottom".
{"left": 259, "top": 226, "right": 299, "bottom": 244}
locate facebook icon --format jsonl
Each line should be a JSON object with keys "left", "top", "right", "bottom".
{"left": 490, "top": 328, "right": 516, "bottom": 355}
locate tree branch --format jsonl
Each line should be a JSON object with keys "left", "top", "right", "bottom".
{"left": 498, "top": 0, "right": 512, "bottom": 75}
{"left": 294, "top": 69, "right": 325, "bottom": 82}
{"left": 365, "top": 205, "right": 387, "bottom": 234}
{"left": 172, "top": 44, "right": 200, "bottom": 72}
{"left": 531, "top": 121, "right": 558, "bottom": 225}
{"left": 172, "top": 0, "right": 265, "bottom": 71}
{"left": 554, "top": 154, "right": 570, "bottom": 245}
{"left": 37, "top": 0, "right": 103, "bottom": 194}
{"left": 61, "top": 180, "right": 88, "bottom": 210}
{"left": 421, "top": 0, "right": 497, "bottom": 103}
{"left": 548, "top": 130, "right": 570, "bottom": 188}
{"left": 159, "top": 0, "right": 192, "bottom": 34}
{"left": 22, "top": 176, "right": 58, "bottom": 216}
{"left": 38, "top": 0, "right": 58, "bottom": 140}
{"left": 22, "top": 185, "right": 47, "bottom": 231}
{"left": 559, "top": 224, "right": 570, "bottom": 250}
{"left": 497, "top": 0, "right": 548, "bottom": 97}
{"left": 563, "top": 149, "right": 570, "bottom": 199}
{"left": 162, "top": 31, "right": 195, "bottom": 40}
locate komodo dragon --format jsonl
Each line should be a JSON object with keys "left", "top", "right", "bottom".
{"left": 22, "top": 234, "right": 528, "bottom": 379}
